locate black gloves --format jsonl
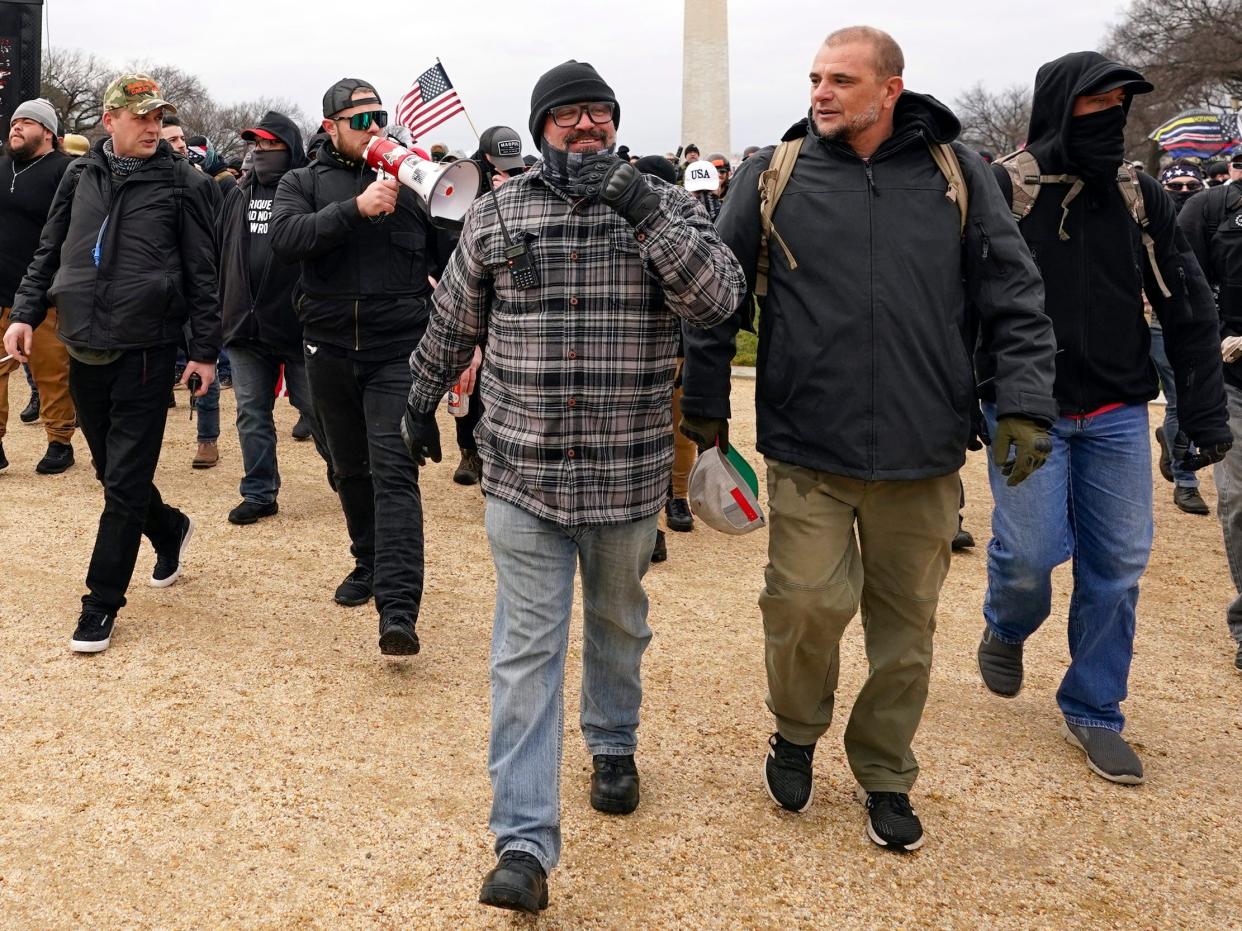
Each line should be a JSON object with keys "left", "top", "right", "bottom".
{"left": 991, "top": 416, "right": 1053, "bottom": 487}
{"left": 679, "top": 414, "right": 729, "bottom": 453}
{"left": 1173, "top": 430, "right": 1232, "bottom": 471}
{"left": 400, "top": 406, "right": 441, "bottom": 467}
{"left": 577, "top": 153, "right": 661, "bottom": 227}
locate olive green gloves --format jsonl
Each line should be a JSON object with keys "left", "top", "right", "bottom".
{"left": 992, "top": 416, "right": 1053, "bottom": 487}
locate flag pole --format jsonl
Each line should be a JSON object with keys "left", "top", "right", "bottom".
{"left": 440, "top": 57, "right": 482, "bottom": 143}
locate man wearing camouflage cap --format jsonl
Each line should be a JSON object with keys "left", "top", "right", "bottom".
{"left": 4, "top": 74, "right": 221, "bottom": 654}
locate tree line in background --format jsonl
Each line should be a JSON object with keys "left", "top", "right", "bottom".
{"left": 39, "top": 47, "right": 314, "bottom": 161}
{"left": 954, "top": 0, "right": 1242, "bottom": 166}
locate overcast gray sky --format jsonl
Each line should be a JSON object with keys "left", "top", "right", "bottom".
{"left": 47, "top": 0, "right": 1125, "bottom": 155}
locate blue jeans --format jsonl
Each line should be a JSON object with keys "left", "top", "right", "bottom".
{"left": 230, "top": 343, "right": 330, "bottom": 505}
{"left": 1217, "top": 384, "right": 1242, "bottom": 645}
{"left": 196, "top": 377, "right": 220, "bottom": 443}
{"left": 1149, "top": 325, "right": 1198, "bottom": 488}
{"left": 484, "top": 498, "right": 657, "bottom": 874}
{"left": 983, "top": 402, "right": 1153, "bottom": 731}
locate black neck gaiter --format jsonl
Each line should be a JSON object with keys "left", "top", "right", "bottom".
{"left": 1067, "top": 106, "right": 1127, "bottom": 187}
{"left": 251, "top": 149, "right": 291, "bottom": 186}
{"left": 538, "top": 139, "right": 615, "bottom": 194}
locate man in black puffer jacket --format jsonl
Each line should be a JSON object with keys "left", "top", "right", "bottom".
{"left": 4, "top": 73, "right": 220, "bottom": 655}
{"left": 219, "top": 110, "right": 331, "bottom": 526}
{"left": 682, "top": 26, "right": 1057, "bottom": 853}
{"left": 271, "top": 78, "right": 455, "bottom": 657}
{"left": 975, "top": 52, "right": 1230, "bottom": 785}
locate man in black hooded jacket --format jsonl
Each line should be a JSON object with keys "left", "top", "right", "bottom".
{"left": 219, "top": 110, "right": 331, "bottom": 525}
{"left": 681, "top": 26, "right": 1058, "bottom": 853}
{"left": 271, "top": 78, "right": 455, "bottom": 657}
{"left": 975, "top": 52, "right": 1231, "bottom": 784}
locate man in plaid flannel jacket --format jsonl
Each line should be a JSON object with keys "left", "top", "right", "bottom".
{"left": 403, "top": 60, "right": 745, "bottom": 914}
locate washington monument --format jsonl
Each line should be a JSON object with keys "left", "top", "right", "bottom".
{"left": 681, "top": 0, "right": 731, "bottom": 156}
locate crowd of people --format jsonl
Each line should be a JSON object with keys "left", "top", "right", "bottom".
{"left": 1, "top": 23, "right": 1240, "bottom": 916}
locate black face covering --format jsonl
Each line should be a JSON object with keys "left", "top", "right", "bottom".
{"left": 251, "top": 149, "right": 291, "bottom": 185}
{"left": 1067, "top": 106, "right": 1127, "bottom": 185}
{"left": 1167, "top": 189, "right": 1196, "bottom": 212}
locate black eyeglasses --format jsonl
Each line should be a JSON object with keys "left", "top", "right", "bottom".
{"left": 1231, "top": 162, "right": 1242, "bottom": 171}
{"left": 1164, "top": 181, "right": 1204, "bottom": 192}
{"left": 548, "top": 102, "right": 615, "bottom": 128}
{"left": 333, "top": 110, "right": 388, "bottom": 131}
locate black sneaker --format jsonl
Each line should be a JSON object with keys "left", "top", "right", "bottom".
{"left": 857, "top": 788, "right": 925, "bottom": 851}
{"left": 650, "top": 528, "right": 667, "bottom": 563}
{"left": 951, "top": 525, "right": 975, "bottom": 551}
{"left": 334, "top": 566, "right": 373, "bottom": 606}
{"left": 35, "top": 441, "right": 74, "bottom": 474}
{"left": 379, "top": 614, "right": 420, "bottom": 655}
{"left": 590, "top": 753, "right": 640, "bottom": 814}
{"left": 70, "top": 610, "right": 115, "bottom": 653}
{"left": 0, "top": 440, "right": 8, "bottom": 472}
{"left": 219, "top": 372, "right": 233, "bottom": 390}
{"left": 291, "top": 414, "right": 312, "bottom": 441}
{"left": 764, "top": 732, "right": 815, "bottom": 812}
{"left": 666, "top": 497, "right": 694, "bottom": 532}
{"left": 150, "top": 515, "right": 194, "bottom": 588}
{"left": 1154, "top": 427, "right": 1174, "bottom": 483}
{"left": 479, "top": 850, "right": 548, "bottom": 914}
{"left": 453, "top": 448, "right": 483, "bottom": 486}
{"left": 19, "top": 391, "right": 40, "bottom": 423}
{"left": 228, "top": 499, "right": 279, "bottom": 525}
{"left": 977, "top": 627, "right": 1023, "bottom": 697}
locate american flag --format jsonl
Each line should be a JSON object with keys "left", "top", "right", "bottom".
{"left": 396, "top": 62, "right": 465, "bottom": 141}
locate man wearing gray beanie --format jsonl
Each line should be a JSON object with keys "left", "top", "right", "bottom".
{"left": 404, "top": 59, "right": 746, "bottom": 913}
{"left": 0, "top": 98, "right": 77, "bottom": 476}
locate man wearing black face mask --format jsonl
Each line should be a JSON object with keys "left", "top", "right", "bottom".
{"left": 218, "top": 111, "right": 331, "bottom": 526}
{"left": 976, "top": 52, "right": 1230, "bottom": 785}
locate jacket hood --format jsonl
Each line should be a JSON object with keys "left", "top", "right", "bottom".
{"left": 785, "top": 90, "right": 961, "bottom": 147}
{"left": 250, "top": 110, "right": 308, "bottom": 169}
{"left": 1025, "top": 51, "right": 1153, "bottom": 171}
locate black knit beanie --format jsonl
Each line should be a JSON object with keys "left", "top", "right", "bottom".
{"left": 528, "top": 60, "right": 620, "bottom": 147}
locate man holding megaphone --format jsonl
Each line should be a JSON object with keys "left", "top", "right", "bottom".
{"left": 270, "top": 78, "right": 456, "bottom": 658}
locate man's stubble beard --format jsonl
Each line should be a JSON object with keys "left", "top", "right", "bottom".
{"left": 817, "top": 103, "right": 881, "bottom": 145}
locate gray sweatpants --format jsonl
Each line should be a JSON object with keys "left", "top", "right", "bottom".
{"left": 1216, "top": 383, "right": 1242, "bottom": 645}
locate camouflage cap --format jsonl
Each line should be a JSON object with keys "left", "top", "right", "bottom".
{"left": 103, "top": 74, "right": 177, "bottom": 115}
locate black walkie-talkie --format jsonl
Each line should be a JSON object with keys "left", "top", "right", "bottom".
{"left": 488, "top": 181, "right": 539, "bottom": 291}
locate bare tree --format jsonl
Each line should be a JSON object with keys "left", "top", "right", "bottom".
{"left": 1107, "top": 0, "right": 1242, "bottom": 163}
{"left": 40, "top": 47, "right": 111, "bottom": 134}
{"left": 953, "top": 82, "right": 1032, "bottom": 155}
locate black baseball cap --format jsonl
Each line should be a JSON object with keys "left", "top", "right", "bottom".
{"left": 479, "top": 125, "right": 525, "bottom": 171}
{"left": 322, "top": 78, "right": 381, "bottom": 118}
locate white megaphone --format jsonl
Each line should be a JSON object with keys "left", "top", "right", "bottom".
{"left": 362, "top": 136, "right": 481, "bottom": 224}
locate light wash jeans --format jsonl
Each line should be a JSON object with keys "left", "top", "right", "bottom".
{"left": 1216, "top": 384, "right": 1242, "bottom": 645}
{"left": 1150, "top": 324, "right": 1198, "bottom": 488}
{"left": 484, "top": 497, "right": 657, "bottom": 874}
{"left": 983, "top": 402, "right": 1153, "bottom": 732}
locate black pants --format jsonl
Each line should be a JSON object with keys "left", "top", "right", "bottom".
{"left": 70, "top": 346, "right": 184, "bottom": 614}
{"left": 304, "top": 345, "right": 425, "bottom": 620}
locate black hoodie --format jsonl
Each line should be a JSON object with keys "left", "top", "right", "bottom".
{"left": 218, "top": 110, "right": 308, "bottom": 352}
{"left": 979, "top": 51, "right": 1228, "bottom": 445}
{"left": 682, "top": 92, "right": 1058, "bottom": 480}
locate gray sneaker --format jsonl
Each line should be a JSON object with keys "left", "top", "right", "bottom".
{"left": 1061, "top": 722, "right": 1144, "bottom": 785}
{"left": 977, "top": 627, "right": 1023, "bottom": 696}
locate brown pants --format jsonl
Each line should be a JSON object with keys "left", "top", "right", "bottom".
{"left": 0, "top": 306, "right": 75, "bottom": 443}
{"left": 670, "top": 359, "right": 697, "bottom": 498}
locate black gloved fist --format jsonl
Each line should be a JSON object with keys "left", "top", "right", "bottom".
{"left": 577, "top": 153, "right": 660, "bottom": 227}
{"left": 679, "top": 414, "right": 729, "bottom": 453}
{"left": 1173, "top": 430, "right": 1232, "bottom": 471}
{"left": 400, "top": 406, "right": 442, "bottom": 467}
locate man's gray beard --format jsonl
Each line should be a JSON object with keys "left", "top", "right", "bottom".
{"left": 817, "top": 104, "right": 881, "bottom": 145}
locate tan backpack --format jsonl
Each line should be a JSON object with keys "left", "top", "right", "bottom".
{"left": 755, "top": 138, "right": 970, "bottom": 297}
{"left": 996, "top": 149, "right": 1171, "bottom": 298}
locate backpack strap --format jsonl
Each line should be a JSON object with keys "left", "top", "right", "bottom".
{"left": 929, "top": 142, "right": 969, "bottom": 238}
{"left": 1118, "top": 164, "right": 1171, "bottom": 298}
{"left": 755, "top": 139, "right": 801, "bottom": 297}
{"left": 997, "top": 149, "right": 1042, "bottom": 222}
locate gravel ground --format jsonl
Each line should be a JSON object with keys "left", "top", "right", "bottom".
{"left": 0, "top": 381, "right": 1238, "bottom": 930}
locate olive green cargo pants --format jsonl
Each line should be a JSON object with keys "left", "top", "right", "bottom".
{"left": 761, "top": 458, "right": 959, "bottom": 793}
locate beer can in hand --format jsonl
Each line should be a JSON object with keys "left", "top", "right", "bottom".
{"left": 447, "top": 379, "right": 469, "bottom": 417}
